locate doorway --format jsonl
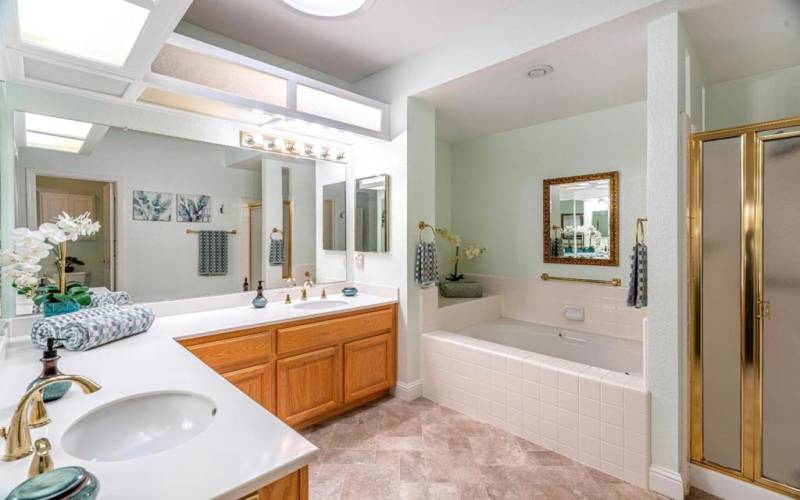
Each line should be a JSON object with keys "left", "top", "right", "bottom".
{"left": 33, "top": 175, "right": 116, "bottom": 291}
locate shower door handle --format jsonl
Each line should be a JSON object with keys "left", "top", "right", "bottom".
{"left": 758, "top": 300, "right": 772, "bottom": 320}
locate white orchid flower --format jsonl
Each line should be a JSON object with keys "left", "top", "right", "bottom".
{"left": 14, "top": 274, "right": 39, "bottom": 289}
{"left": 39, "top": 222, "right": 68, "bottom": 245}
{"left": 11, "top": 227, "right": 46, "bottom": 247}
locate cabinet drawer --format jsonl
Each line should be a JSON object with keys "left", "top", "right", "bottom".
{"left": 277, "top": 308, "right": 393, "bottom": 354}
{"left": 186, "top": 331, "right": 273, "bottom": 372}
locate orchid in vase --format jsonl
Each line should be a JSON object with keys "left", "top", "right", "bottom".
{"left": 434, "top": 228, "right": 486, "bottom": 281}
{"left": 0, "top": 212, "right": 100, "bottom": 315}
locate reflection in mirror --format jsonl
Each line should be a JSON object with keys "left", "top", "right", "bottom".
{"left": 5, "top": 113, "right": 348, "bottom": 316}
{"left": 321, "top": 182, "right": 346, "bottom": 251}
{"left": 543, "top": 171, "right": 618, "bottom": 266}
{"left": 355, "top": 175, "right": 389, "bottom": 253}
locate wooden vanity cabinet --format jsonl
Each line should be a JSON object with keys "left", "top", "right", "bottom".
{"left": 239, "top": 466, "right": 309, "bottom": 500}
{"left": 178, "top": 304, "right": 397, "bottom": 429}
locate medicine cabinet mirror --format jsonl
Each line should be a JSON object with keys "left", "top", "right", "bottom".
{"left": 355, "top": 174, "right": 390, "bottom": 253}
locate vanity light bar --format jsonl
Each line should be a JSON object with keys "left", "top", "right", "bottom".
{"left": 240, "top": 131, "right": 348, "bottom": 164}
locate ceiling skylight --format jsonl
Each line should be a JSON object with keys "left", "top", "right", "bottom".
{"left": 17, "top": 0, "right": 151, "bottom": 66}
{"left": 279, "top": 0, "right": 371, "bottom": 18}
{"left": 25, "top": 113, "right": 92, "bottom": 139}
{"left": 25, "top": 132, "right": 85, "bottom": 154}
{"left": 296, "top": 85, "right": 383, "bottom": 132}
{"left": 23, "top": 113, "right": 94, "bottom": 153}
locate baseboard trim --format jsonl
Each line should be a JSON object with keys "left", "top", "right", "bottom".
{"left": 649, "top": 465, "right": 686, "bottom": 499}
{"left": 690, "top": 464, "right": 790, "bottom": 500}
{"left": 392, "top": 380, "right": 422, "bottom": 401}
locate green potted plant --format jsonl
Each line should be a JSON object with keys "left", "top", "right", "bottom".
{"left": 434, "top": 228, "right": 486, "bottom": 299}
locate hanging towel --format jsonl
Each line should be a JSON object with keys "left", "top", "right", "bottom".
{"left": 198, "top": 230, "right": 228, "bottom": 275}
{"left": 626, "top": 243, "right": 648, "bottom": 308}
{"left": 414, "top": 241, "right": 438, "bottom": 288}
{"left": 31, "top": 304, "right": 154, "bottom": 349}
{"left": 269, "top": 239, "right": 284, "bottom": 266}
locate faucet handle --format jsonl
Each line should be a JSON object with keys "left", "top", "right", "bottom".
{"left": 28, "top": 390, "right": 50, "bottom": 429}
{"left": 321, "top": 288, "right": 327, "bottom": 299}
{"left": 27, "top": 438, "right": 54, "bottom": 478}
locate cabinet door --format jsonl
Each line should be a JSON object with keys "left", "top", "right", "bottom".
{"left": 223, "top": 362, "right": 275, "bottom": 413}
{"left": 68, "top": 194, "right": 95, "bottom": 219}
{"left": 344, "top": 333, "right": 393, "bottom": 403}
{"left": 276, "top": 347, "right": 342, "bottom": 426}
{"left": 39, "top": 192, "right": 70, "bottom": 223}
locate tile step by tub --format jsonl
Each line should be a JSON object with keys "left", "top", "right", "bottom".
{"left": 421, "top": 331, "right": 650, "bottom": 489}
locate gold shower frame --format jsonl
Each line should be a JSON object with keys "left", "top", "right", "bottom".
{"left": 689, "top": 116, "right": 800, "bottom": 499}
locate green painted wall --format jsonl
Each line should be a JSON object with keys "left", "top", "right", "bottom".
{"left": 448, "top": 101, "right": 647, "bottom": 284}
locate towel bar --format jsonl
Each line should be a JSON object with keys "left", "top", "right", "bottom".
{"left": 540, "top": 273, "right": 621, "bottom": 287}
{"left": 186, "top": 229, "right": 237, "bottom": 234}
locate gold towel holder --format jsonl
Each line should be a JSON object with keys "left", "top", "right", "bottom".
{"left": 418, "top": 221, "right": 436, "bottom": 242}
{"left": 270, "top": 227, "right": 283, "bottom": 241}
{"left": 636, "top": 217, "right": 648, "bottom": 245}
{"left": 540, "top": 273, "right": 621, "bottom": 287}
{"left": 185, "top": 229, "right": 237, "bottom": 235}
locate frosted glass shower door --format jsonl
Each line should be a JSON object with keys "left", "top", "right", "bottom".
{"left": 760, "top": 134, "right": 800, "bottom": 490}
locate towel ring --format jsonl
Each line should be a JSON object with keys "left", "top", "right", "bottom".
{"left": 418, "top": 221, "right": 436, "bottom": 242}
{"left": 270, "top": 227, "right": 283, "bottom": 241}
{"left": 636, "top": 217, "right": 647, "bottom": 245}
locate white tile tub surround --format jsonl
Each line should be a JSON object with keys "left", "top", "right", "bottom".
{"left": 466, "top": 274, "right": 647, "bottom": 342}
{"left": 422, "top": 331, "right": 651, "bottom": 489}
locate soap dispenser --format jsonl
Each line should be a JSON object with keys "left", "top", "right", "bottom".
{"left": 252, "top": 281, "right": 268, "bottom": 308}
{"left": 28, "top": 338, "right": 71, "bottom": 402}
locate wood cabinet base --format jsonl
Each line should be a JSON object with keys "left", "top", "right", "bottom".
{"left": 240, "top": 466, "right": 308, "bottom": 500}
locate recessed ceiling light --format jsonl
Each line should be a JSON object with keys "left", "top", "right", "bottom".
{"left": 18, "top": 0, "right": 150, "bottom": 66}
{"left": 25, "top": 113, "right": 92, "bottom": 139}
{"left": 278, "top": 0, "right": 374, "bottom": 18}
{"left": 526, "top": 65, "right": 554, "bottom": 79}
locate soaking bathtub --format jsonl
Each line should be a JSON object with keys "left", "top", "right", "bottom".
{"left": 421, "top": 318, "right": 650, "bottom": 488}
{"left": 459, "top": 318, "right": 642, "bottom": 375}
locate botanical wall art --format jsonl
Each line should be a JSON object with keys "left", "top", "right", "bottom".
{"left": 177, "top": 194, "right": 211, "bottom": 223}
{"left": 132, "top": 190, "right": 173, "bottom": 221}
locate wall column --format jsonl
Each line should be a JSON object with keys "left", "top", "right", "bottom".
{"left": 0, "top": 84, "right": 15, "bottom": 318}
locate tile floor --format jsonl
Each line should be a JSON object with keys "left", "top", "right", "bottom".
{"left": 301, "top": 396, "right": 711, "bottom": 499}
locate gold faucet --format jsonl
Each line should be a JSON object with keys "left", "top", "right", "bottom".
{"left": 300, "top": 287, "right": 308, "bottom": 301}
{"left": 0, "top": 374, "right": 101, "bottom": 461}
{"left": 28, "top": 438, "right": 54, "bottom": 477}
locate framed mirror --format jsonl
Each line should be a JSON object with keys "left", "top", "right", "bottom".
{"left": 321, "top": 181, "right": 346, "bottom": 251}
{"left": 543, "top": 171, "right": 618, "bottom": 266}
{"left": 355, "top": 174, "right": 390, "bottom": 252}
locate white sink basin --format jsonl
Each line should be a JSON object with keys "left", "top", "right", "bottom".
{"left": 61, "top": 391, "right": 216, "bottom": 462}
{"left": 293, "top": 299, "right": 348, "bottom": 311}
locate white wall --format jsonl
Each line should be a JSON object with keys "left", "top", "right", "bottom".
{"left": 705, "top": 63, "right": 800, "bottom": 130}
{"left": 447, "top": 101, "right": 647, "bottom": 285}
{"left": 17, "top": 129, "right": 261, "bottom": 302}
{"left": 435, "top": 140, "right": 452, "bottom": 273}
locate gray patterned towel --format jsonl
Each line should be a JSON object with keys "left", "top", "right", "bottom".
{"left": 414, "top": 241, "right": 438, "bottom": 288}
{"left": 626, "top": 243, "right": 647, "bottom": 308}
{"left": 31, "top": 304, "right": 154, "bottom": 349}
{"left": 89, "top": 291, "right": 131, "bottom": 308}
{"left": 199, "top": 230, "right": 228, "bottom": 275}
{"left": 59, "top": 305, "right": 155, "bottom": 351}
{"left": 269, "top": 239, "right": 284, "bottom": 266}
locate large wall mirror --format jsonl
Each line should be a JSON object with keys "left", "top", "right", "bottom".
{"left": 543, "top": 171, "right": 618, "bottom": 266}
{"left": 355, "top": 174, "right": 389, "bottom": 253}
{"left": 3, "top": 111, "right": 349, "bottom": 317}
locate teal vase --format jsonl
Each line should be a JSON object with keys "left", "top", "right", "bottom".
{"left": 43, "top": 301, "right": 80, "bottom": 317}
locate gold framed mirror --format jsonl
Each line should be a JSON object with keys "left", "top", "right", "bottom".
{"left": 543, "top": 171, "right": 619, "bottom": 266}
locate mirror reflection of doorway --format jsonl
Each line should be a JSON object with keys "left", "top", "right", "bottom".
{"left": 247, "top": 203, "right": 263, "bottom": 287}
{"left": 34, "top": 175, "right": 116, "bottom": 291}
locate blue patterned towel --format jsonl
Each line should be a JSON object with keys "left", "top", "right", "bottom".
{"left": 89, "top": 291, "right": 131, "bottom": 308}
{"left": 31, "top": 305, "right": 155, "bottom": 350}
{"left": 269, "top": 239, "right": 284, "bottom": 266}
{"left": 626, "top": 243, "right": 648, "bottom": 308}
{"left": 414, "top": 241, "right": 438, "bottom": 288}
{"left": 198, "top": 230, "right": 228, "bottom": 275}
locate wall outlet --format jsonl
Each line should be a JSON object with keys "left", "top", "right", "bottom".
{"left": 563, "top": 305, "right": 585, "bottom": 321}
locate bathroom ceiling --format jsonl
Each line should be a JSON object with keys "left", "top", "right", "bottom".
{"left": 181, "top": 0, "right": 523, "bottom": 82}
{"left": 424, "top": 0, "right": 800, "bottom": 143}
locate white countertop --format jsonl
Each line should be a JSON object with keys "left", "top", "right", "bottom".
{"left": 0, "top": 292, "right": 397, "bottom": 499}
